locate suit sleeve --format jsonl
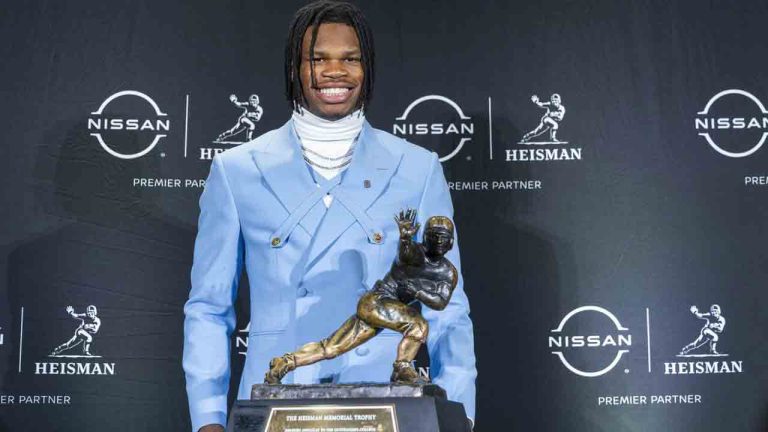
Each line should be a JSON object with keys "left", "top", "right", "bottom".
{"left": 183, "top": 155, "right": 244, "bottom": 431}
{"left": 416, "top": 153, "right": 477, "bottom": 422}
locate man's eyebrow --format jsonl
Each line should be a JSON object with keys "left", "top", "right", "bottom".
{"left": 309, "top": 48, "right": 362, "bottom": 56}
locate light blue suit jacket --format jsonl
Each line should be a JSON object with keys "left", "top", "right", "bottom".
{"left": 183, "top": 120, "right": 477, "bottom": 431}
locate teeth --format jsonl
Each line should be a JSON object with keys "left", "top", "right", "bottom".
{"left": 319, "top": 88, "right": 349, "bottom": 96}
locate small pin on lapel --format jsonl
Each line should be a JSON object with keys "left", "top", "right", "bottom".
{"left": 363, "top": 180, "right": 371, "bottom": 188}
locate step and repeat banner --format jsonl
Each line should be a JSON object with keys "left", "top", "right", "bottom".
{"left": 1, "top": 1, "right": 767, "bottom": 431}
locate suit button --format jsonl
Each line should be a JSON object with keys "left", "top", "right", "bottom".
{"left": 297, "top": 287, "right": 308, "bottom": 297}
{"left": 271, "top": 237, "right": 281, "bottom": 247}
{"left": 355, "top": 347, "right": 370, "bottom": 356}
{"left": 372, "top": 232, "right": 382, "bottom": 244}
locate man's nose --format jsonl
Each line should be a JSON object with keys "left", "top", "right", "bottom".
{"left": 322, "top": 61, "right": 348, "bottom": 78}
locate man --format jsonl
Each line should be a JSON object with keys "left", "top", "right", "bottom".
{"left": 183, "top": 2, "right": 476, "bottom": 431}
{"left": 521, "top": 93, "right": 566, "bottom": 143}
{"left": 264, "top": 210, "right": 458, "bottom": 385}
{"left": 50, "top": 305, "right": 101, "bottom": 357}
{"left": 680, "top": 304, "right": 726, "bottom": 355}
{"left": 215, "top": 94, "right": 264, "bottom": 143}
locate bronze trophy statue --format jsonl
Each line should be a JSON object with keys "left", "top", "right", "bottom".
{"left": 264, "top": 209, "right": 458, "bottom": 385}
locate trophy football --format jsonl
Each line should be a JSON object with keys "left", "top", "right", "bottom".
{"left": 228, "top": 209, "right": 471, "bottom": 432}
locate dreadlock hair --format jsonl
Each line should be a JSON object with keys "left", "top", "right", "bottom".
{"left": 285, "top": 0, "right": 375, "bottom": 114}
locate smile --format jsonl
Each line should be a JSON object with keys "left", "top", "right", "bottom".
{"left": 319, "top": 87, "right": 350, "bottom": 96}
{"left": 314, "top": 87, "right": 354, "bottom": 104}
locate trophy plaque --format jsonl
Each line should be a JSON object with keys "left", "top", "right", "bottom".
{"left": 228, "top": 383, "right": 470, "bottom": 432}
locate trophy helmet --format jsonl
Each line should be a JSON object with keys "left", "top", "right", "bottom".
{"left": 87, "top": 305, "right": 98, "bottom": 316}
{"left": 426, "top": 216, "right": 454, "bottom": 234}
{"left": 249, "top": 94, "right": 260, "bottom": 105}
{"left": 424, "top": 216, "right": 454, "bottom": 256}
{"left": 710, "top": 304, "right": 721, "bottom": 315}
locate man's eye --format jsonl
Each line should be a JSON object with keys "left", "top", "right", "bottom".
{"left": 345, "top": 57, "right": 361, "bottom": 62}
{"left": 311, "top": 57, "right": 325, "bottom": 63}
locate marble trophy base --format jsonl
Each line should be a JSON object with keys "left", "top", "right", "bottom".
{"left": 227, "top": 383, "right": 471, "bottom": 432}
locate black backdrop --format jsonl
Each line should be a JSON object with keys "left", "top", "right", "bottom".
{"left": 1, "top": 1, "right": 767, "bottom": 431}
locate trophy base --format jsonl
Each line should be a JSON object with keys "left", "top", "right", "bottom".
{"left": 228, "top": 383, "right": 470, "bottom": 432}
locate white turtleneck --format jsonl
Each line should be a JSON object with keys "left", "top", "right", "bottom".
{"left": 292, "top": 109, "right": 364, "bottom": 207}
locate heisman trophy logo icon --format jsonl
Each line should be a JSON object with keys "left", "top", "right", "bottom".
{"left": 520, "top": 93, "right": 567, "bottom": 144}
{"left": 214, "top": 93, "right": 264, "bottom": 144}
{"left": 49, "top": 305, "right": 102, "bottom": 358}
{"left": 678, "top": 304, "right": 727, "bottom": 358}
{"left": 663, "top": 302, "right": 741, "bottom": 375}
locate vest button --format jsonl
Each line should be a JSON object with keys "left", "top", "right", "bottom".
{"left": 297, "top": 287, "right": 308, "bottom": 297}
{"left": 355, "top": 347, "right": 370, "bottom": 356}
{"left": 372, "top": 232, "right": 382, "bottom": 243}
{"left": 271, "top": 237, "right": 281, "bottom": 247}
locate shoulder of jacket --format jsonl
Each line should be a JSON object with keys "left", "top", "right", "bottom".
{"left": 369, "top": 126, "right": 437, "bottom": 164}
{"left": 217, "top": 128, "right": 281, "bottom": 165}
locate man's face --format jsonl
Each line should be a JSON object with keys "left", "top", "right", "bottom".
{"left": 424, "top": 228, "right": 453, "bottom": 257}
{"left": 300, "top": 23, "right": 364, "bottom": 120}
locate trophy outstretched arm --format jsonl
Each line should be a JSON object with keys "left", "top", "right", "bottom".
{"left": 395, "top": 209, "right": 424, "bottom": 266}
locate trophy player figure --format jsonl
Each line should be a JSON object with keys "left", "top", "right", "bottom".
{"left": 50, "top": 305, "right": 101, "bottom": 357}
{"left": 680, "top": 304, "right": 726, "bottom": 355}
{"left": 215, "top": 94, "right": 264, "bottom": 143}
{"left": 265, "top": 209, "right": 458, "bottom": 385}
{"left": 520, "top": 93, "right": 566, "bottom": 143}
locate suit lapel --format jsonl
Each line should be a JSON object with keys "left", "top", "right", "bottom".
{"left": 250, "top": 121, "right": 326, "bottom": 236}
{"left": 340, "top": 122, "right": 403, "bottom": 212}
{"left": 305, "top": 122, "right": 403, "bottom": 267}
